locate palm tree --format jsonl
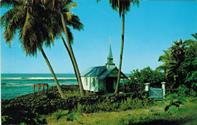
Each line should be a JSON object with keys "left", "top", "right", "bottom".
{"left": 1, "top": 0, "right": 85, "bottom": 96}
{"left": 158, "top": 50, "right": 172, "bottom": 79}
{"left": 159, "top": 40, "right": 186, "bottom": 88}
{"left": 98, "top": 0, "right": 139, "bottom": 94}
{"left": 158, "top": 34, "right": 197, "bottom": 89}
{"left": 0, "top": 0, "right": 65, "bottom": 98}
{"left": 185, "top": 33, "right": 197, "bottom": 57}
{"left": 60, "top": 12, "right": 85, "bottom": 96}
{"left": 192, "top": 33, "right": 197, "bottom": 40}
{"left": 40, "top": 0, "right": 85, "bottom": 96}
{"left": 171, "top": 40, "right": 185, "bottom": 63}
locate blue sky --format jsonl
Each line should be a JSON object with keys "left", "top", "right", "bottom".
{"left": 1, "top": 0, "right": 197, "bottom": 73}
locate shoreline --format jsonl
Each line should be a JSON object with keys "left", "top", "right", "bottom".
{"left": 1, "top": 84, "right": 79, "bottom": 101}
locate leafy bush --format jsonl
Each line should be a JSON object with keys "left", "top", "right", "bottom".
{"left": 124, "top": 67, "right": 164, "bottom": 98}
{"left": 66, "top": 111, "right": 80, "bottom": 121}
{"left": 67, "top": 103, "right": 81, "bottom": 121}
{"left": 77, "top": 97, "right": 153, "bottom": 113}
{"left": 119, "top": 98, "right": 148, "bottom": 111}
{"left": 177, "top": 85, "right": 190, "bottom": 96}
{"left": 164, "top": 93, "right": 186, "bottom": 113}
{"left": 129, "top": 67, "right": 164, "bottom": 87}
{"left": 53, "top": 110, "right": 67, "bottom": 120}
{"left": 177, "top": 84, "right": 196, "bottom": 97}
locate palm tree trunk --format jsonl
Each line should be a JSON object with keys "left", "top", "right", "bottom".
{"left": 115, "top": 13, "right": 125, "bottom": 94}
{"left": 61, "top": 35, "right": 77, "bottom": 75}
{"left": 61, "top": 35, "right": 81, "bottom": 91}
{"left": 40, "top": 47, "right": 65, "bottom": 98}
{"left": 60, "top": 13, "right": 85, "bottom": 96}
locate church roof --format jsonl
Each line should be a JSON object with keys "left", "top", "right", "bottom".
{"left": 82, "top": 66, "right": 107, "bottom": 77}
{"left": 82, "top": 66, "right": 127, "bottom": 79}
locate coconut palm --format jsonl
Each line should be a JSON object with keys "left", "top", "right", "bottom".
{"left": 171, "top": 40, "right": 185, "bottom": 62}
{"left": 158, "top": 50, "right": 172, "bottom": 79}
{"left": 192, "top": 33, "right": 197, "bottom": 40}
{"left": 0, "top": 0, "right": 65, "bottom": 98}
{"left": 158, "top": 34, "right": 197, "bottom": 89}
{"left": 60, "top": 2, "right": 85, "bottom": 96}
{"left": 1, "top": 0, "right": 85, "bottom": 96}
{"left": 159, "top": 40, "right": 188, "bottom": 88}
{"left": 98, "top": 0, "right": 139, "bottom": 94}
{"left": 40, "top": 0, "right": 85, "bottom": 96}
{"left": 185, "top": 33, "right": 197, "bottom": 57}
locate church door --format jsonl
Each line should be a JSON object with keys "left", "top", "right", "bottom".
{"left": 106, "top": 77, "right": 115, "bottom": 93}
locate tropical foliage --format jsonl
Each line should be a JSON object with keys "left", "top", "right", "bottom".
{"left": 126, "top": 34, "right": 197, "bottom": 96}
{"left": 129, "top": 67, "right": 164, "bottom": 87}
{"left": 125, "top": 67, "right": 164, "bottom": 97}
{"left": 158, "top": 34, "right": 197, "bottom": 92}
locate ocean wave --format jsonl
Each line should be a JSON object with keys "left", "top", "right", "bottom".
{"left": 13, "top": 83, "right": 34, "bottom": 87}
{"left": 26, "top": 77, "right": 76, "bottom": 80}
{"left": 1, "top": 82, "right": 76, "bottom": 87}
{"left": 1, "top": 77, "right": 76, "bottom": 80}
{"left": 2, "top": 83, "right": 34, "bottom": 87}
{"left": 1, "top": 77, "right": 24, "bottom": 80}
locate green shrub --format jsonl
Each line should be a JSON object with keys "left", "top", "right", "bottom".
{"left": 164, "top": 93, "right": 186, "bottom": 113}
{"left": 97, "top": 101, "right": 116, "bottom": 111}
{"left": 189, "top": 89, "right": 197, "bottom": 96}
{"left": 119, "top": 98, "right": 148, "bottom": 111}
{"left": 119, "top": 98, "right": 133, "bottom": 110}
{"left": 53, "top": 110, "right": 67, "bottom": 120}
{"left": 66, "top": 111, "right": 80, "bottom": 121}
{"left": 167, "top": 105, "right": 179, "bottom": 114}
{"left": 177, "top": 85, "right": 190, "bottom": 96}
{"left": 78, "top": 97, "right": 154, "bottom": 113}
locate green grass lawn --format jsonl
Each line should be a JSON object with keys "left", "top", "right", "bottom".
{"left": 46, "top": 97, "right": 197, "bottom": 125}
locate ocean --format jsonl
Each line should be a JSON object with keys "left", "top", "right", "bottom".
{"left": 1, "top": 73, "right": 77, "bottom": 100}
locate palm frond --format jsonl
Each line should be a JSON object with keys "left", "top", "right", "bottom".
{"left": 66, "top": 26, "right": 73, "bottom": 44}
{"left": 109, "top": 0, "right": 139, "bottom": 16}
{"left": 192, "top": 33, "right": 197, "bottom": 40}
{"left": 66, "top": 14, "right": 83, "bottom": 30}
{"left": 19, "top": 3, "right": 54, "bottom": 55}
{"left": 21, "top": 10, "right": 32, "bottom": 41}
{"left": 1, "top": 0, "right": 81, "bottom": 55}
{"left": 1, "top": 4, "right": 25, "bottom": 44}
{"left": 66, "top": 1, "right": 77, "bottom": 10}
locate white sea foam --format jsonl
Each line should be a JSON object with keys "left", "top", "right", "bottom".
{"left": 1, "top": 77, "right": 76, "bottom": 80}
{"left": 1, "top": 82, "right": 74, "bottom": 87}
{"left": 2, "top": 83, "right": 33, "bottom": 87}
{"left": 26, "top": 77, "right": 76, "bottom": 80}
{"left": 12, "top": 84, "right": 33, "bottom": 87}
{"left": 1, "top": 77, "right": 24, "bottom": 80}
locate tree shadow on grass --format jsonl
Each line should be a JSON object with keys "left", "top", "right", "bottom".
{"left": 133, "top": 114, "right": 197, "bottom": 125}
{"left": 132, "top": 119, "right": 180, "bottom": 125}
